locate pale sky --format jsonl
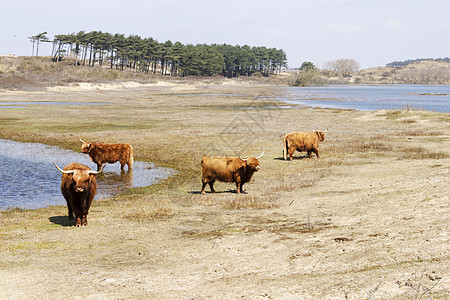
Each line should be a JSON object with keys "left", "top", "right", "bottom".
{"left": 1, "top": 0, "right": 449, "bottom": 69}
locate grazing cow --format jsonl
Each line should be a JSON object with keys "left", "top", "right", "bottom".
{"left": 53, "top": 162, "right": 103, "bottom": 227}
{"left": 283, "top": 130, "right": 326, "bottom": 160}
{"left": 80, "top": 139, "right": 133, "bottom": 171}
{"left": 201, "top": 152, "right": 263, "bottom": 194}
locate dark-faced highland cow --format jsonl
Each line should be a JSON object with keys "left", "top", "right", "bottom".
{"left": 80, "top": 139, "right": 133, "bottom": 171}
{"left": 53, "top": 162, "right": 103, "bottom": 227}
{"left": 201, "top": 152, "right": 263, "bottom": 194}
{"left": 283, "top": 130, "right": 326, "bottom": 160}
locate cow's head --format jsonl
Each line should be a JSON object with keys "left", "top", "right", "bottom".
{"left": 53, "top": 162, "right": 103, "bottom": 192}
{"left": 80, "top": 139, "right": 92, "bottom": 154}
{"left": 314, "top": 130, "right": 326, "bottom": 141}
{"left": 239, "top": 152, "right": 264, "bottom": 172}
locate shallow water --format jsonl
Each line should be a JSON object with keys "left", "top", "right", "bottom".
{"left": 275, "top": 85, "right": 450, "bottom": 113}
{"left": 0, "top": 139, "right": 175, "bottom": 209}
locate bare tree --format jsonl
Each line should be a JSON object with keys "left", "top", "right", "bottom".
{"left": 28, "top": 35, "right": 36, "bottom": 56}
{"left": 28, "top": 32, "right": 48, "bottom": 56}
{"left": 324, "top": 58, "right": 360, "bottom": 77}
{"left": 35, "top": 32, "right": 48, "bottom": 56}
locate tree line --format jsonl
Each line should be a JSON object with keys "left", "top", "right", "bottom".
{"left": 45, "top": 31, "right": 287, "bottom": 77}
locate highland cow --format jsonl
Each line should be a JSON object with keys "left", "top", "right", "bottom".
{"left": 283, "top": 130, "right": 326, "bottom": 160}
{"left": 201, "top": 152, "right": 263, "bottom": 194}
{"left": 80, "top": 139, "right": 133, "bottom": 171}
{"left": 53, "top": 162, "right": 103, "bottom": 227}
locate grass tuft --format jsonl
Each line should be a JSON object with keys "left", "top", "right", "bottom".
{"left": 121, "top": 196, "right": 176, "bottom": 221}
{"left": 397, "top": 146, "right": 449, "bottom": 160}
{"left": 221, "top": 195, "right": 278, "bottom": 210}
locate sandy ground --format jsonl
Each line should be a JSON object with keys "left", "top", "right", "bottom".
{"left": 0, "top": 80, "right": 449, "bottom": 299}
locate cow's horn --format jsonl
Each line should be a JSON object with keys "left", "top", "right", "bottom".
{"left": 255, "top": 151, "right": 264, "bottom": 159}
{"left": 80, "top": 138, "right": 86, "bottom": 143}
{"left": 87, "top": 164, "right": 105, "bottom": 175}
{"left": 53, "top": 162, "right": 74, "bottom": 174}
{"left": 238, "top": 155, "right": 247, "bottom": 161}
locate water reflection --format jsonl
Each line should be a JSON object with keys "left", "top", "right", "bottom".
{"left": 0, "top": 139, "right": 175, "bottom": 210}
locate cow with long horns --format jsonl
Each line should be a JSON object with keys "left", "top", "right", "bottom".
{"left": 80, "top": 139, "right": 133, "bottom": 171}
{"left": 201, "top": 152, "right": 263, "bottom": 194}
{"left": 53, "top": 162, "right": 103, "bottom": 227}
{"left": 283, "top": 130, "right": 326, "bottom": 160}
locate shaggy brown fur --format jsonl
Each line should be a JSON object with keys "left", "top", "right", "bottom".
{"left": 81, "top": 142, "right": 133, "bottom": 171}
{"left": 55, "top": 163, "right": 100, "bottom": 227}
{"left": 201, "top": 156, "right": 261, "bottom": 194}
{"left": 283, "top": 131, "right": 325, "bottom": 160}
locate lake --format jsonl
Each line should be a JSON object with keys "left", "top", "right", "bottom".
{"left": 0, "top": 139, "right": 175, "bottom": 210}
{"left": 273, "top": 85, "right": 450, "bottom": 113}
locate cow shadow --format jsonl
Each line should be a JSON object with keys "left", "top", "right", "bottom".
{"left": 49, "top": 216, "right": 75, "bottom": 227}
{"left": 273, "top": 155, "right": 311, "bottom": 161}
{"left": 189, "top": 189, "right": 242, "bottom": 195}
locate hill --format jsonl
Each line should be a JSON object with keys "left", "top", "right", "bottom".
{"left": 351, "top": 60, "right": 450, "bottom": 85}
{"left": 1, "top": 56, "right": 450, "bottom": 92}
{"left": 0, "top": 55, "right": 288, "bottom": 91}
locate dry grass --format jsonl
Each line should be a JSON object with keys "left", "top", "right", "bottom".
{"left": 397, "top": 146, "right": 449, "bottom": 160}
{"left": 220, "top": 195, "right": 278, "bottom": 210}
{"left": 121, "top": 195, "right": 176, "bottom": 221}
{"left": 326, "top": 135, "right": 395, "bottom": 157}
{"left": 0, "top": 75, "right": 449, "bottom": 298}
{"left": 400, "top": 130, "right": 444, "bottom": 136}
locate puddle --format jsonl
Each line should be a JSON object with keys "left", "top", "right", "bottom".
{"left": 0, "top": 139, "right": 175, "bottom": 209}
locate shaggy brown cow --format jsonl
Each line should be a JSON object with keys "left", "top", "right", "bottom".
{"left": 201, "top": 152, "right": 263, "bottom": 194}
{"left": 283, "top": 130, "right": 326, "bottom": 160}
{"left": 80, "top": 139, "right": 133, "bottom": 171}
{"left": 53, "top": 162, "right": 103, "bottom": 227}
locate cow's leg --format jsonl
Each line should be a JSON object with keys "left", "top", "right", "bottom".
{"left": 81, "top": 215, "right": 87, "bottom": 226}
{"left": 235, "top": 182, "right": 241, "bottom": 194}
{"left": 208, "top": 181, "right": 216, "bottom": 193}
{"left": 120, "top": 157, "right": 128, "bottom": 170}
{"left": 201, "top": 181, "right": 208, "bottom": 195}
{"left": 314, "top": 150, "right": 320, "bottom": 159}
{"left": 67, "top": 201, "right": 74, "bottom": 220}
{"left": 288, "top": 147, "right": 295, "bottom": 160}
{"left": 307, "top": 151, "right": 312, "bottom": 158}
{"left": 75, "top": 216, "right": 82, "bottom": 227}
{"left": 97, "top": 163, "right": 102, "bottom": 171}
{"left": 239, "top": 183, "right": 245, "bottom": 194}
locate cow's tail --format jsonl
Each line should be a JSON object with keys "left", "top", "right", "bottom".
{"left": 128, "top": 145, "right": 134, "bottom": 169}
{"left": 283, "top": 135, "right": 289, "bottom": 161}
